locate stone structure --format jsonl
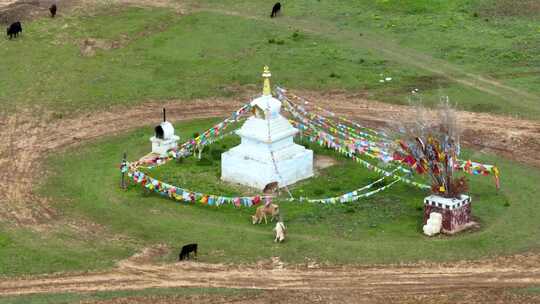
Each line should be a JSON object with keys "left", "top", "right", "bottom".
{"left": 221, "top": 66, "right": 313, "bottom": 190}
{"left": 150, "top": 109, "right": 180, "bottom": 156}
{"left": 423, "top": 194, "right": 472, "bottom": 234}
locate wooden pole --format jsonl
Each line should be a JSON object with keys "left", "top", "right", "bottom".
{"left": 163, "top": 108, "right": 166, "bottom": 122}
{"left": 121, "top": 152, "right": 127, "bottom": 190}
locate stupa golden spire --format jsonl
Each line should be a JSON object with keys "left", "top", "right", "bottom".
{"left": 262, "top": 65, "right": 272, "bottom": 96}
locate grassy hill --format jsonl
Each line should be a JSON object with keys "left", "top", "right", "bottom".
{"left": 0, "top": 0, "right": 538, "bottom": 118}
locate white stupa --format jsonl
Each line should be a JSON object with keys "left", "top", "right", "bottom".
{"left": 221, "top": 66, "right": 313, "bottom": 190}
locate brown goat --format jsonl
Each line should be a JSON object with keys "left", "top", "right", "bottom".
{"left": 252, "top": 203, "right": 279, "bottom": 224}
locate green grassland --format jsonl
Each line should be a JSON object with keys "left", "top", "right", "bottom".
{"left": 0, "top": 0, "right": 539, "bottom": 118}
{"left": 196, "top": 0, "right": 540, "bottom": 115}
{"left": 0, "top": 6, "right": 427, "bottom": 111}
{"left": 1, "top": 118, "right": 537, "bottom": 276}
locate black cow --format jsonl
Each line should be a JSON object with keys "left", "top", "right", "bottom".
{"left": 270, "top": 2, "right": 281, "bottom": 18}
{"left": 179, "top": 243, "right": 198, "bottom": 261}
{"left": 6, "top": 22, "right": 22, "bottom": 39}
{"left": 50, "top": 4, "right": 57, "bottom": 18}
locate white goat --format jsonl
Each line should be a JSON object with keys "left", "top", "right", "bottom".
{"left": 273, "top": 221, "right": 286, "bottom": 243}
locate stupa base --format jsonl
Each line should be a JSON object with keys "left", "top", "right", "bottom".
{"left": 221, "top": 149, "right": 313, "bottom": 190}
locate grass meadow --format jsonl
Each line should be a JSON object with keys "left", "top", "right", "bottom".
{"left": 0, "top": 0, "right": 539, "bottom": 279}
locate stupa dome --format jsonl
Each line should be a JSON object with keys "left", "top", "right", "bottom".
{"left": 248, "top": 65, "right": 282, "bottom": 119}
{"left": 250, "top": 94, "right": 282, "bottom": 119}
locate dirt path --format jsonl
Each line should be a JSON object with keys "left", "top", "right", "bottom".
{"left": 1, "top": 251, "right": 539, "bottom": 300}
{"left": 0, "top": 98, "right": 244, "bottom": 225}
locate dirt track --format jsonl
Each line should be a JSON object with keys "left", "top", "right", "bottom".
{"left": 1, "top": 248, "right": 540, "bottom": 302}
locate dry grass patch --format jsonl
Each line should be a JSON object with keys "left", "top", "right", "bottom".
{"left": 476, "top": 0, "right": 540, "bottom": 18}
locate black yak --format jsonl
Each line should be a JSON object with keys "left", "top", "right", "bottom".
{"left": 178, "top": 243, "right": 198, "bottom": 261}
{"left": 50, "top": 4, "right": 57, "bottom": 18}
{"left": 6, "top": 21, "right": 22, "bottom": 39}
{"left": 271, "top": 2, "right": 281, "bottom": 18}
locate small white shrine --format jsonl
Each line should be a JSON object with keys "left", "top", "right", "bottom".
{"left": 150, "top": 109, "right": 180, "bottom": 156}
{"left": 221, "top": 66, "right": 313, "bottom": 190}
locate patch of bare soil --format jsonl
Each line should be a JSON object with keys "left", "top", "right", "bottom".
{"left": 314, "top": 155, "right": 337, "bottom": 170}
{"left": 78, "top": 17, "right": 176, "bottom": 56}
{"left": 477, "top": 0, "right": 540, "bottom": 18}
{"left": 0, "top": 0, "right": 45, "bottom": 24}
{"left": 79, "top": 38, "right": 118, "bottom": 57}
{"left": 111, "top": 0, "right": 185, "bottom": 13}
{"left": 0, "top": 0, "right": 186, "bottom": 25}
{"left": 0, "top": 0, "right": 81, "bottom": 24}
